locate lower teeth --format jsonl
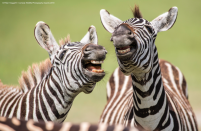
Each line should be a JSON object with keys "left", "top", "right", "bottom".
{"left": 92, "top": 69, "right": 104, "bottom": 73}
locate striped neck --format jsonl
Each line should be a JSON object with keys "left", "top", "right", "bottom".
{"left": 131, "top": 52, "right": 172, "bottom": 130}
{"left": 53, "top": 66, "right": 82, "bottom": 101}
{"left": 30, "top": 66, "right": 81, "bottom": 122}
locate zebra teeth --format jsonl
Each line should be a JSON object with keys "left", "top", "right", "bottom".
{"left": 118, "top": 48, "right": 130, "bottom": 54}
{"left": 92, "top": 69, "right": 104, "bottom": 73}
{"left": 91, "top": 60, "right": 104, "bottom": 64}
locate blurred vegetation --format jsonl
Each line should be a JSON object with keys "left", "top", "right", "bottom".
{"left": 0, "top": 0, "right": 200, "bottom": 125}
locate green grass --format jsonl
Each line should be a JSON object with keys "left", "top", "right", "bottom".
{"left": 0, "top": 0, "right": 201, "bottom": 124}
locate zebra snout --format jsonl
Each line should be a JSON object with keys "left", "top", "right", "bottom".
{"left": 112, "top": 24, "right": 135, "bottom": 48}
{"left": 83, "top": 45, "right": 107, "bottom": 61}
{"left": 84, "top": 50, "right": 106, "bottom": 61}
{"left": 96, "top": 50, "right": 107, "bottom": 60}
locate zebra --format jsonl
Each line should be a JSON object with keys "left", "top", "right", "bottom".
{"left": 99, "top": 5, "right": 198, "bottom": 131}
{"left": 0, "top": 116, "right": 143, "bottom": 131}
{"left": 0, "top": 21, "right": 107, "bottom": 123}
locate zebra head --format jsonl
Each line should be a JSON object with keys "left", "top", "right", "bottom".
{"left": 34, "top": 22, "right": 107, "bottom": 94}
{"left": 100, "top": 6, "right": 178, "bottom": 76}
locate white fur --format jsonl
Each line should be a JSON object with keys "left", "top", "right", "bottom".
{"left": 100, "top": 9, "right": 123, "bottom": 33}
{"left": 80, "top": 123, "right": 90, "bottom": 131}
{"left": 59, "top": 122, "right": 72, "bottom": 131}
{"left": 106, "top": 82, "right": 111, "bottom": 98}
{"left": 25, "top": 91, "right": 31, "bottom": 120}
{"left": 33, "top": 87, "right": 38, "bottom": 122}
{"left": 80, "top": 25, "right": 98, "bottom": 45}
{"left": 151, "top": 7, "right": 178, "bottom": 33}
{"left": 34, "top": 21, "right": 59, "bottom": 55}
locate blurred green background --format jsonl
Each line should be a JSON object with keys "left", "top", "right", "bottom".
{"left": 0, "top": 0, "right": 200, "bottom": 128}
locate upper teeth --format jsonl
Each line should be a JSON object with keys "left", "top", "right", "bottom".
{"left": 91, "top": 60, "right": 103, "bottom": 64}
{"left": 118, "top": 48, "right": 130, "bottom": 54}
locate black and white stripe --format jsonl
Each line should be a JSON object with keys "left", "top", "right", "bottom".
{"left": 0, "top": 116, "right": 143, "bottom": 131}
{"left": 100, "top": 6, "right": 198, "bottom": 131}
{"left": 0, "top": 22, "right": 106, "bottom": 123}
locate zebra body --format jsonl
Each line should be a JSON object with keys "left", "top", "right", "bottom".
{"left": 0, "top": 116, "right": 143, "bottom": 131}
{"left": 0, "top": 22, "right": 107, "bottom": 122}
{"left": 101, "top": 61, "right": 191, "bottom": 128}
{"left": 100, "top": 6, "right": 198, "bottom": 130}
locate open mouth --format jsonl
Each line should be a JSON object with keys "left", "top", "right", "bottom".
{"left": 116, "top": 41, "right": 137, "bottom": 55}
{"left": 117, "top": 46, "right": 131, "bottom": 54}
{"left": 83, "top": 60, "right": 104, "bottom": 73}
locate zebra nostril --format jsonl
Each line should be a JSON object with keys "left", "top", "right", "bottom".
{"left": 128, "top": 30, "right": 132, "bottom": 35}
{"left": 85, "top": 47, "right": 89, "bottom": 51}
{"left": 85, "top": 46, "right": 92, "bottom": 52}
{"left": 105, "top": 50, "right": 108, "bottom": 54}
{"left": 84, "top": 48, "right": 91, "bottom": 55}
{"left": 110, "top": 37, "right": 113, "bottom": 41}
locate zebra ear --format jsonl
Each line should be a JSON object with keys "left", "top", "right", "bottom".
{"left": 34, "top": 21, "right": 59, "bottom": 55}
{"left": 80, "top": 25, "right": 98, "bottom": 45}
{"left": 100, "top": 9, "right": 123, "bottom": 33}
{"left": 151, "top": 7, "right": 178, "bottom": 33}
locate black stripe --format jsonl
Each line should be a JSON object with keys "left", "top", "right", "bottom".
{"left": 88, "top": 125, "right": 98, "bottom": 131}
{"left": 106, "top": 125, "right": 115, "bottom": 131}
{"left": 35, "top": 86, "right": 43, "bottom": 120}
{"left": 4, "top": 94, "right": 20, "bottom": 117}
{"left": 69, "top": 125, "right": 80, "bottom": 131}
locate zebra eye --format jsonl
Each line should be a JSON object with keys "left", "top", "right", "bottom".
{"left": 59, "top": 50, "right": 67, "bottom": 60}
{"left": 145, "top": 25, "right": 153, "bottom": 34}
